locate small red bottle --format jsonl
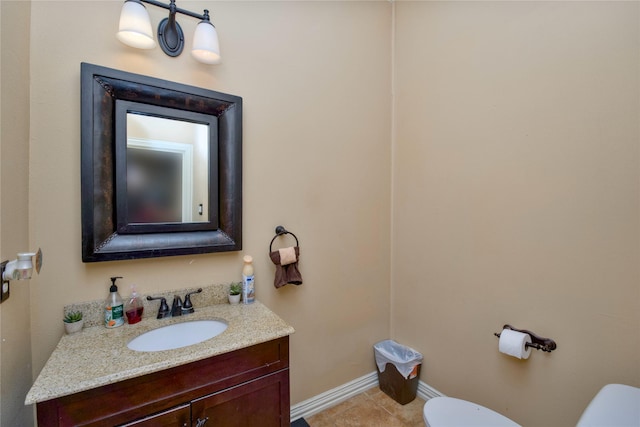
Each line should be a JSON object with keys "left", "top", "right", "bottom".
{"left": 125, "top": 285, "right": 144, "bottom": 324}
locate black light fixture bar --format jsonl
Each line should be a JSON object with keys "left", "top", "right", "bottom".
{"left": 140, "top": 0, "right": 208, "bottom": 21}
{"left": 141, "top": 0, "right": 211, "bottom": 57}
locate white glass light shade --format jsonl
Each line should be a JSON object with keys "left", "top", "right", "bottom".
{"left": 117, "top": 0, "right": 156, "bottom": 50}
{"left": 191, "top": 21, "right": 221, "bottom": 64}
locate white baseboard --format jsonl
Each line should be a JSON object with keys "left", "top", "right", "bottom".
{"left": 417, "top": 381, "right": 445, "bottom": 401}
{"left": 290, "top": 372, "right": 379, "bottom": 421}
{"left": 290, "top": 371, "right": 445, "bottom": 421}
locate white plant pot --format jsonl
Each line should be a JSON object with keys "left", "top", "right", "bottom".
{"left": 228, "top": 293, "right": 241, "bottom": 304}
{"left": 64, "top": 319, "right": 84, "bottom": 334}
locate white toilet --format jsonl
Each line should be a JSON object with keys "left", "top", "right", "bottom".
{"left": 576, "top": 384, "right": 640, "bottom": 427}
{"left": 423, "top": 384, "right": 640, "bottom": 427}
{"left": 423, "top": 396, "right": 521, "bottom": 427}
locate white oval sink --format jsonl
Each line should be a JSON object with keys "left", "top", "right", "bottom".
{"left": 127, "top": 320, "right": 228, "bottom": 352}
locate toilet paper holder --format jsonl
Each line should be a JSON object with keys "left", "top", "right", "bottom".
{"left": 494, "top": 324, "right": 557, "bottom": 353}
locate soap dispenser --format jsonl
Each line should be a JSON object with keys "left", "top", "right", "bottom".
{"left": 125, "top": 284, "right": 144, "bottom": 324}
{"left": 105, "top": 276, "right": 124, "bottom": 328}
{"left": 242, "top": 255, "right": 255, "bottom": 304}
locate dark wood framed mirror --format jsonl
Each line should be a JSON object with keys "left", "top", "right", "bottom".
{"left": 81, "top": 63, "right": 242, "bottom": 262}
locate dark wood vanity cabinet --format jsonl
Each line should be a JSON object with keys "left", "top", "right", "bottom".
{"left": 36, "top": 337, "right": 290, "bottom": 427}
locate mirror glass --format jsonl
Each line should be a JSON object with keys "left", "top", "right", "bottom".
{"left": 126, "top": 113, "right": 209, "bottom": 224}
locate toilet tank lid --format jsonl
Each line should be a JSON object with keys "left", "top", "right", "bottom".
{"left": 577, "top": 384, "right": 640, "bottom": 427}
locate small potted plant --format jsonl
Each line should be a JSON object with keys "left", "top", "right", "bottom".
{"left": 63, "top": 311, "right": 84, "bottom": 334}
{"left": 228, "top": 282, "right": 242, "bottom": 304}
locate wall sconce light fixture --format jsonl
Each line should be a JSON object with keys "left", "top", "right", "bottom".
{"left": 1, "top": 249, "right": 43, "bottom": 303}
{"left": 117, "top": 0, "right": 221, "bottom": 65}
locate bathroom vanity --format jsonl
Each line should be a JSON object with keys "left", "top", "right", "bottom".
{"left": 26, "top": 301, "right": 295, "bottom": 427}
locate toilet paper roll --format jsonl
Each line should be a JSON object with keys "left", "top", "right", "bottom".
{"left": 499, "top": 329, "right": 532, "bottom": 359}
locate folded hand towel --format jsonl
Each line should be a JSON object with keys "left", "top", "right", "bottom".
{"left": 270, "top": 246, "right": 303, "bottom": 288}
{"left": 279, "top": 246, "right": 297, "bottom": 266}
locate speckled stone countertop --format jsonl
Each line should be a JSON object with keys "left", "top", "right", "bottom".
{"left": 25, "top": 300, "right": 295, "bottom": 405}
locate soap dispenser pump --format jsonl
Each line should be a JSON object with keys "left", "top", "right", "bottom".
{"left": 105, "top": 276, "right": 124, "bottom": 328}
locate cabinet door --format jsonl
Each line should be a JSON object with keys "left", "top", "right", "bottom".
{"left": 119, "top": 403, "right": 190, "bottom": 427}
{"left": 191, "top": 369, "right": 289, "bottom": 427}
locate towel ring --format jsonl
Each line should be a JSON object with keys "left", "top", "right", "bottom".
{"left": 270, "top": 225, "right": 299, "bottom": 252}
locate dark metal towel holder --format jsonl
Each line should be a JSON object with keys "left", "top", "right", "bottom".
{"left": 269, "top": 226, "right": 299, "bottom": 252}
{"left": 494, "top": 324, "right": 557, "bottom": 353}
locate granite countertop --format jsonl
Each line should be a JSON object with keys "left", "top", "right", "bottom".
{"left": 25, "top": 301, "right": 295, "bottom": 405}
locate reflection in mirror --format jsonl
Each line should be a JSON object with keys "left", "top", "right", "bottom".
{"left": 126, "top": 114, "right": 209, "bottom": 224}
{"left": 114, "top": 99, "right": 219, "bottom": 235}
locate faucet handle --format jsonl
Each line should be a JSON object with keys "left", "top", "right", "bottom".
{"left": 147, "top": 296, "right": 170, "bottom": 319}
{"left": 171, "top": 295, "right": 183, "bottom": 317}
{"left": 182, "top": 288, "right": 203, "bottom": 314}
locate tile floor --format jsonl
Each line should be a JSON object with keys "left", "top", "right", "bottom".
{"left": 304, "top": 387, "right": 426, "bottom": 427}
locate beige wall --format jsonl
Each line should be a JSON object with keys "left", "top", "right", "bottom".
{"left": 1, "top": 1, "right": 638, "bottom": 426}
{"left": 0, "top": 1, "right": 34, "bottom": 426}
{"left": 392, "top": 2, "right": 639, "bottom": 426}
{"left": 26, "top": 0, "right": 391, "bottom": 412}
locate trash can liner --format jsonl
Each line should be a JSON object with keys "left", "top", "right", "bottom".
{"left": 374, "top": 339, "right": 423, "bottom": 378}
